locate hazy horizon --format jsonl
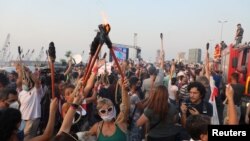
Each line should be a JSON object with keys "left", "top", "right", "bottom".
{"left": 1, "top": 0, "right": 250, "bottom": 63}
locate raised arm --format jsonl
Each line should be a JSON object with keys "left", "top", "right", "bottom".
{"left": 31, "top": 69, "right": 41, "bottom": 89}
{"left": 83, "top": 59, "right": 105, "bottom": 97}
{"left": 225, "top": 85, "right": 238, "bottom": 125}
{"left": 15, "top": 63, "right": 23, "bottom": 89}
{"left": 64, "top": 58, "right": 73, "bottom": 76}
{"left": 57, "top": 92, "right": 83, "bottom": 135}
{"left": 116, "top": 78, "right": 130, "bottom": 124}
{"left": 85, "top": 81, "right": 99, "bottom": 104}
{"left": 169, "top": 61, "right": 176, "bottom": 79}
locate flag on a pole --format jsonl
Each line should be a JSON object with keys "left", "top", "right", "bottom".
{"left": 209, "top": 76, "right": 220, "bottom": 125}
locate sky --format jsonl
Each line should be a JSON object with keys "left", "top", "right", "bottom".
{"left": 0, "top": 0, "right": 250, "bottom": 62}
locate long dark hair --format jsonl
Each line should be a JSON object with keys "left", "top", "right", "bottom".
{"left": 0, "top": 108, "right": 22, "bottom": 141}
{"left": 146, "top": 85, "right": 169, "bottom": 120}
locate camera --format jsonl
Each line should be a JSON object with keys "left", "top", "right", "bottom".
{"left": 185, "top": 103, "right": 194, "bottom": 110}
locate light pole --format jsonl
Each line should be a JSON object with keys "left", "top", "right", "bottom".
{"left": 218, "top": 20, "right": 227, "bottom": 42}
{"left": 134, "top": 33, "right": 137, "bottom": 48}
{"left": 134, "top": 33, "right": 138, "bottom": 59}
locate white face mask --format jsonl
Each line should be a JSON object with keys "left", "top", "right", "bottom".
{"left": 9, "top": 101, "right": 19, "bottom": 109}
{"left": 100, "top": 106, "right": 116, "bottom": 122}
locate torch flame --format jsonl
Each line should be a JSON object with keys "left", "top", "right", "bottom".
{"left": 101, "top": 11, "right": 109, "bottom": 25}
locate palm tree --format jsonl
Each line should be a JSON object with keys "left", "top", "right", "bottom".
{"left": 65, "top": 51, "right": 72, "bottom": 58}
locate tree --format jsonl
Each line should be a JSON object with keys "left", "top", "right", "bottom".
{"left": 65, "top": 51, "right": 72, "bottom": 58}
{"left": 60, "top": 59, "right": 67, "bottom": 66}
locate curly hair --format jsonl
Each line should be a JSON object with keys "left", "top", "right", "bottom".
{"left": 187, "top": 81, "right": 206, "bottom": 99}
{"left": 0, "top": 108, "right": 22, "bottom": 141}
{"left": 186, "top": 114, "right": 211, "bottom": 140}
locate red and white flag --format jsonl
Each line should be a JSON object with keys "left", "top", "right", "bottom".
{"left": 209, "top": 76, "right": 220, "bottom": 125}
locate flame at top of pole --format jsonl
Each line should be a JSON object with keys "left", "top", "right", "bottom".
{"left": 101, "top": 11, "right": 109, "bottom": 25}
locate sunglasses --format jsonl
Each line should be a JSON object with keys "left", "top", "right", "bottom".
{"left": 99, "top": 107, "right": 113, "bottom": 114}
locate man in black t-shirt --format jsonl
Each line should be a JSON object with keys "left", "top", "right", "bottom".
{"left": 223, "top": 72, "right": 244, "bottom": 123}
{"left": 180, "top": 82, "right": 213, "bottom": 127}
{"left": 235, "top": 23, "right": 244, "bottom": 47}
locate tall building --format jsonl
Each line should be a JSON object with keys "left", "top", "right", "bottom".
{"left": 177, "top": 52, "right": 186, "bottom": 62}
{"left": 188, "top": 48, "right": 202, "bottom": 63}
{"left": 155, "top": 49, "right": 161, "bottom": 63}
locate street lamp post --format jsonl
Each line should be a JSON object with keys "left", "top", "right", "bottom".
{"left": 218, "top": 20, "right": 227, "bottom": 42}
{"left": 134, "top": 33, "right": 138, "bottom": 59}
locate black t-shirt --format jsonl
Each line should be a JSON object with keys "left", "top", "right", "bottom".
{"left": 237, "top": 27, "right": 244, "bottom": 37}
{"left": 231, "top": 83, "right": 245, "bottom": 106}
{"left": 186, "top": 100, "right": 213, "bottom": 117}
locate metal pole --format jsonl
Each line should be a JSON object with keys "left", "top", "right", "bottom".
{"left": 218, "top": 20, "right": 227, "bottom": 42}
{"left": 220, "top": 23, "right": 223, "bottom": 42}
{"left": 134, "top": 33, "right": 137, "bottom": 59}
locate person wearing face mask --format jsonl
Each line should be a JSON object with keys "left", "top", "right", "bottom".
{"left": 18, "top": 67, "right": 45, "bottom": 140}
{"left": 7, "top": 89, "right": 20, "bottom": 109}
{"left": 52, "top": 78, "right": 129, "bottom": 141}
{"left": 0, "top": 88, "right": 19, "bottom": 110}
{"left": 0, "top": 88, "right": 24, "bottom": 140}
{"left": 86, "top": 78, "right": 129, "bottom": 141}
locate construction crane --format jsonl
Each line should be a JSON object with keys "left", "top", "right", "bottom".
{"left": 23, "top": 49, "right": 30, "bottom": 60}
{"left": 36, "top": 46, "right": 44, "bottom": 61}
{"left": 6, "top": 52, "right": 11, "bottom": 62}
{"left": 27, "top": 49, "right": 35, "bottom": 61}
{"left": 0, "top": 34, "right": 10, "bottom": 62}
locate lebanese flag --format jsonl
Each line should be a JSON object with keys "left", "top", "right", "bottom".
{"left": 209, "top": 76, "right": 220, "bottom": 125}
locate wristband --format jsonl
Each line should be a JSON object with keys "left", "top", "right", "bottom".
{"left": 70, "top": 103, "right": 79, "bottom": 110}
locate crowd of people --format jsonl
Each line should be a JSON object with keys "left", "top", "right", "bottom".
{"left": 0, "top": 24, "right": 249, "bottom": 141}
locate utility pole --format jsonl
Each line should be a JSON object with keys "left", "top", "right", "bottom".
{"left": 134, "top": 33, "right": 137, "bottom": 59}
{"left": 218, "top": 20, "right": 227, "bottom": 42}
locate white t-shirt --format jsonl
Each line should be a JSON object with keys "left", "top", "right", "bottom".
{"left": 19, "top": 86, "right": 44, "bottom": 120}
{"left": 168, "top": 79, "right": 178, "bottom": 100}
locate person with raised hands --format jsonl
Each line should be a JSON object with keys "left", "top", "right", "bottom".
{"left": 53, "top": 77, "right": 130, "bottom": 141}
{"left": 87, "top": 77, "right": 129, "bottom": 141}
{"left": 224, "top": 84, "right": 238, "bottom": 125}
{"left": 17, "top": 65, "right": 44, "bottom": 140}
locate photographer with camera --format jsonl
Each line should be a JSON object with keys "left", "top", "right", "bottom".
{"left": 180, "top": 81, "right": 213, "bottom": 127}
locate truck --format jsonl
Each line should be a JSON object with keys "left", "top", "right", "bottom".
{"left": 221, "top": 43, "right": 250, "bottom": 95}
{"left": 220, "top": 43, "right": 250, "bottom": 124}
